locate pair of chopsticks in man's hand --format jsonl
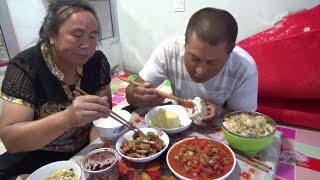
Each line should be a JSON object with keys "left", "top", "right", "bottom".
{"left": 119, "top": 77, "right": 194, "bottom": 109}
{"left": 73, "top": 87, "right": 142, "bottom": 134}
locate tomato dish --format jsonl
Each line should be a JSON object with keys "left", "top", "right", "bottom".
{"left": 167, "top": 137, "right": 235, "bottom": 179}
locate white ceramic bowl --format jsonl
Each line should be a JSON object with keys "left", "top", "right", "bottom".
{"left": 115, "top": 127, "right": 169, "bottom": 163}
{"left": 166, "top": 137, "right": 236, "bottom": 180}
{"left": 145, "top": 105, "right": 192, "bottom": 134}
{"left": 27, "top": 161, "right": 81, "bottom": 180}
{"left": 93, "top": 109, "right": 131, "bottom": 140}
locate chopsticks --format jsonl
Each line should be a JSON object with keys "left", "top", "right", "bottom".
{"left": 120, "top": 77, "right": 194, "bottom": 108}
{"left": 235, "top": 152, "right": 272, "bottom": 173}
{"left": 74, "top": 87, "right": 142, "bottom": 134}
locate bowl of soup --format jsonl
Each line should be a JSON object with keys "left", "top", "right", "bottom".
{"left": 222, "top": 111, "right": 277, "bottom": 155}
{"left": 167, "top": 137, "right": 236, "bottom": 180}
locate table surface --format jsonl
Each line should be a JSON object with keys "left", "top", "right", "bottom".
{"left": 71, "top": 106, "right": 283, "bottom": 180}
{"left": 1, "top": 72, "right": 319, "bottom": 180}
{"left": 86, "top": 73, "right": 320, "bottom": 180}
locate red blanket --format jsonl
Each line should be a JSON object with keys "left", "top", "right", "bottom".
{"left": 238, "top": 5, "right": 320, "bottom": 129}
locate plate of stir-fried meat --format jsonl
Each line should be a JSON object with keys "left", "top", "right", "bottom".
{"left": 115, "top": 128, "right": 169, "bottom": 162}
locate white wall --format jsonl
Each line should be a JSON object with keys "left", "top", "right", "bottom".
{"left": 117, "top": 0, "right": 320, "bottom": 73}
{"left": 0, "top": 0, "right": 20, "bottom": 58}
{"left": 6, "top": 0, "right": 46, "bottom": 50}
{"left": 4, "top": 0, "right": 122, "bottom": 69}
{"left": 3, "top": 0, "right": 320, "bottom": 73}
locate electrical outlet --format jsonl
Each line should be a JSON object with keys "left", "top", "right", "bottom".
{"left": 174, "top": 0, "right": 185, "bottom": 12}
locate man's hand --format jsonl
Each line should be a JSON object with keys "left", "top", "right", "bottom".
{"left": 193, "top": 98, "right": 220, "bottom": 128}
{"left": 126, "top": 76, "right": 165, "bottom": 108}
{"left": 203, "top": 99, "right": 219, "bottom": 122}
{"left": 132, "top": 81, "right": 164, "bottom": 107}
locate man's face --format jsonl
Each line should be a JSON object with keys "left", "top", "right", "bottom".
{"left": 184, "top": 33, "right": 229, "bottom": 83}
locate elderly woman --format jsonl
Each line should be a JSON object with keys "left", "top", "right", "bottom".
{"left": 0, "top": 0, "right": 112, "bottom": 179}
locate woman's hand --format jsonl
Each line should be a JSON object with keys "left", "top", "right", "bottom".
{"left": 132, "top": 81, "right": 164, "bottom": 107}
{"left": 64, "top": 95, "right": 110, "bottom": 127}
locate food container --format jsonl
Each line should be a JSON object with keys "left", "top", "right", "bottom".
{"left": 26, "top": 161, "right": 81, "bottom": 180}
{"left": 93, "top": 109, "right": 131, "bottom": 140}
{"left": 166, "top": 137, "right": 236, "bottom": 180}
{"left": 145, "top": 105, "right": 192, "bottom": 134}
{"left": 81, "top": 148, "right": 119, "bottom": 180}
{"left": 222, "top": 111, "right": 277, "bottom": 155}
{"left": 115, "top": 127, "right": 169, "bottom": 163}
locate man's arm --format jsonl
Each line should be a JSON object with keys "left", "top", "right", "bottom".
{"left": 126, "top": 38, "right": 177, "bottom": 108}
{"left": 125, "top": 76, "right": 164, "bottom": 108}
{"left": 125, "top": 76, "right": 145, "bottom": 107}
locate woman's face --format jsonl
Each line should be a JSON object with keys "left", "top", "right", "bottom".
{"left": 184, "top": 33, "right": 229, "bottom": 83}
{"left": 50, "top": 10, "right": 99, "bottom": 66}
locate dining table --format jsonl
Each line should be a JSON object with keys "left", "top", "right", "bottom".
{"left": 0, "top": 72, "right": 319, "bottom": 180}
{"left": 70, "top": 107, "right": 282, "bottom": 180}
{"left": 67, "top": 73, "right": 320, "bottom": 180}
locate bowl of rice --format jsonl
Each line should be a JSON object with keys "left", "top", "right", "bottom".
{"left": 184, "top": 97, "right": 208, "bottom": 126}
{"left": 145, "top": 105, "right": 192, "bottom": 134}
{"left": 93, "top": 109, "right": 131, "bottom": 140}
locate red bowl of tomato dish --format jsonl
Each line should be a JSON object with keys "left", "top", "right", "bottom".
{"left": 166, "top": 137, "right": 236, "bottom": 180}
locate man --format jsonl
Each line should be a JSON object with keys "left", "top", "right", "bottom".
{"left": 125, "top": 7, "right": 258, "bottom": 126}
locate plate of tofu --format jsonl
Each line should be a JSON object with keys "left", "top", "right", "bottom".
{"left": 145, "top": 105, "right": 192, "bottom": 134}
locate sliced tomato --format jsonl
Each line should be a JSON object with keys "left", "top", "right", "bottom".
{"left": 201, "top": 167, "right": 214, "bottom": 176}
{"left": 190, "top": 164, "right": 203, "bottom": 175}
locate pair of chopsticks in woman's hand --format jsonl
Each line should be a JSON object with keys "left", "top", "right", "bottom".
{"left": 119, "top": 77, "right": 194, "bottom": 109}
{"left": 73, "top": 87, "right": 142, "bottom": 134}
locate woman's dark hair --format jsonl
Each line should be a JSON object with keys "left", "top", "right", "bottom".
{"left": 39, "top": 0, "right": 101, "bottom": 43}
{"left": 185, "top": 7, "right": 238, "bottom": 54}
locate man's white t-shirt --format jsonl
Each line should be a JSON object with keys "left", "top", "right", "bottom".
{"left": 139, "top": 36, "right": 258, "bottom": 111}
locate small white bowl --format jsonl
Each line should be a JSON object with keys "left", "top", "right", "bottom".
{"left": 93, "top": 109, "right": 131, "bottom": 140}
{"left": 115, "top": 128, "right": 169, "bottom": 163}
{"left": 27, "top": 161, "right": 81, "bottom": 180}
{"left": 145, "top": 105, "right": 192, "bottom": 134}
